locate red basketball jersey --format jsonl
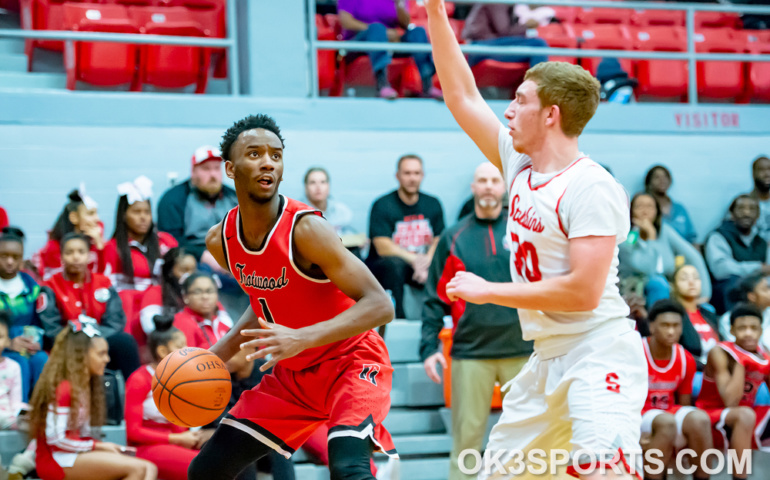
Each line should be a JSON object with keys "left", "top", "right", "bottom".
{"left": 642, "top": 338, "right": 696, "bottom": 414}
{"left": 696, "top": 341, "right": 770, "bottom": 410}
{"left": 221, "top": 196, "right": 364, "bottom": 371}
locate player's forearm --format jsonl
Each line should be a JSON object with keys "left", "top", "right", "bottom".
{"left": 301, "top": 293, "right": 394, "bottom": 348}
{"left": 716, "top": 372, "right": 744, "bottom": 407}
{"left": 210, "top": 305, "right": 259, "bottom": 362}
{"left": 373, "top": 238, "right": 417, "bottom": 264}
{"left": 427, "top": 5, "right": 479, "bottom": 105}
{"left": 483, "top": 275, "right": 602, "bottom": 313}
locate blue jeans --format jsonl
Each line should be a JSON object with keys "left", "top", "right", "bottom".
{"left": 467, "top": 37, "right": 549, "bottom": 68}
{"left": 5, "top": 349, "right": 48, "bottom": 402}
{"left": 350, "top": 23, "right": 436, "bottom": 79}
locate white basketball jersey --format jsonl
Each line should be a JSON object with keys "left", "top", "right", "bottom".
{"left": 499, "top": 126, "right": 631, "bottom": 359}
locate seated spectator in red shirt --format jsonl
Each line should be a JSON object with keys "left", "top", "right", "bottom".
{"left": 29, "top": 320, "right": 157, "bottom": 480}
{"left": 38, "top": 233, "right": 140, "bottom": 380}
{"left": 126, "top": 315, "right": 211, "bottom": 480}
{"left": 173, "top": 272, "right": 233, "bottom": 349}
{"left": 103, "top": 176, "right": 178, "bottom": 323}
{"left": 672, "top": 265, "right": 721, "bottom": 369}
{"left": 34, "top": 187, "right": 106, "bottom": 281}
{"left": 337, "top": 0, "right": 442, "bottom": 99}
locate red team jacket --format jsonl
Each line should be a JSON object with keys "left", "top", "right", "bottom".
{"left": 221, "top": 197, "right": 364, "bottom": 371}
{"left": 45, "top": 272, "right": 113, "bottom": 322}
{"left": 102, "top": 232, "right": 178, "bottom": 292}
{"left": 173, "top": 306, "right": 233, "bottom": 349}
{"left": 643, "top": 338, "right": 696, "bottom": 414}
{"left": 697, "top": 341, "right": 770, "bottom": 410}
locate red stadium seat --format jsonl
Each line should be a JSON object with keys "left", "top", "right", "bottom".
{"left": 536, "top": 23, "right": 578, "bottom": 64}
{"left": 408, "top": 0, "right": 454, "bottom": 20}
{"left": 316, "top": 14, "right": 338, "bottom": 93}
{"left": 631, "top": 9, "right": 685, "bottom": 27}
{"left": 21, "top": 0, "right": 92, "bottom": 69}
{"left": 336, "top": 56, "right": 422, "bottom": 98}
{"left": 63, "top": 3, "right": 140, "bottom": 90}
{"left": 695, "top": 12, "right": 741, "bottom": 29}
{"left": 633, "top": 26, "right": 688, "bottom": 101}
{"left": 166, "top": 0, "right": 226, "bottom": 77}
{"left": 471, "top": 59, "right": 529, "bottom": 97}
{"left": 0, "top": 0, "right": 20, "bottom": 12}
{"left": 576, "top": 7, "right": 633, "bottom": 25}
{"left": 550, "top": 6, "right": 579, "bottom": 25}
{"left": 744, "top": 36, "right": 770, "bottom": 102}
{"left": 695, "top": 28, "right": 745, "bottom": 101}
{"left": 573, "top": 24, "right": 633, "bottom": 76}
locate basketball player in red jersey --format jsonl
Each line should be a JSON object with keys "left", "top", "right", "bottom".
{"left": 696, "top": 303, "right": 770, "bottom": 479}
{"left": 187, "top": 114, "right": 397, "bottom": 480}
{"left": 640, "top": 300, "right": 712, "bottom": 480}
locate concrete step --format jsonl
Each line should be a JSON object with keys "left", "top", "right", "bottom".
{"left": 383, "top": 320, "right": 422, "bottom": 364}
{"left": 293, "top": 463, "right": 330, "bottom": 480}
{"left": 0, "top": 71, "right": 65, "bottom": 89}
{"left": 391, "top": 362, "right": 444, "bottom": 408}
{"left": 375, "top": 457, "right": 449, "bottom": 480}
{"left": 392, "top": 433, "right": 452, "bottom": 456}
{"left": 0, "top": 52, "right": 28, "bottom": 72}
{"left": 0, "top": 38, "right": 24, "bottom": 54}
{"left": 384, "top": 408, "right": 446, "bottom": 435}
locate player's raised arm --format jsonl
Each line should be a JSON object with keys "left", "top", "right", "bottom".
{"left": 425, "top": 0, "right": 503, "bottom": 169}
{"left": 204, "top": 222, "right": 229, "bottom": 271}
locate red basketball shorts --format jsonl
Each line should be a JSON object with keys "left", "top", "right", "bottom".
{"left": 226, "top": 330, "right": 397, "bottom": 459}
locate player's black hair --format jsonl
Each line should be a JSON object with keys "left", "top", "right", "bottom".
{"left": 729, "top": 194, "right": 758, "bottom": 214}
{"left": 148, "top": 314, "right": 182, "bottom": 363}
{"left": 304, "top": 166, "right": 330, "bottom": 185}
{"left": 752, "top": 155, "right": 770, "bottom": 173}
{"left": 0, "top": 226, "right": 25, "bottom": 246}
{"left": 648, "top": 299, "right": 686, "bottom": 323}
{"left": 161, "top": 247, "right": 193, "bottom": 313}
{"left": 59, "top": 232, "right": 91, "bottom": 252}
{"left": 728, "top": 272, "right": 766, "bottom": 305}
{"left": 111, "top": 195, "right": 160, "bottom": 287}
{"left": 630, "top": 192, "right": 662, "bottom": 234}
{"left": 730, "top": 302, "right": 764, "bottom": 326}
{"left": 220, "top": 114, "right": 285, "bottom": 162}
{"left": 0, "top": 310, "right": 10, "bottom": 336}
{"left": 644, "top": 165, "right": 672, "bottom": 190}
{"left": 51, "top": 190, "right": 84, "bottom": 242}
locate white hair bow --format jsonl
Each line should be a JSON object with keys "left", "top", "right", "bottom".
{"left": 117, "top": 175, "right": 154, "bottom": 205}
{"left": 78, "top": 183, "right": 98, "bottom": 210}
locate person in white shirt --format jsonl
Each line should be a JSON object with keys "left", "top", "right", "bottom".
{"left": 425, "top": 1, "right": 646, "bottom": 478}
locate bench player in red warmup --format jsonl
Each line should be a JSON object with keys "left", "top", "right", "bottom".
{"left": 187, "top": 114, "right": 397, "bottom": 480}
{"left": 696, "top": 303, "right": 770, "bottom": 480}
{"left": 640, "top": 300, "right": 712, "bottom": 480}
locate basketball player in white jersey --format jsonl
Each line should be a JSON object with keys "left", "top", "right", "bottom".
{"left": 425, "top": 1, "right": 646, "bottom": 479}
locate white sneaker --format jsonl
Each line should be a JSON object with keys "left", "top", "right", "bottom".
{"left": 375, "top": 457, "right": 400, "bottom": 480}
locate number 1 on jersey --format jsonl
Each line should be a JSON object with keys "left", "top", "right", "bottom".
{"left": 258, "top": 298, "right": 276, "bottom": 324}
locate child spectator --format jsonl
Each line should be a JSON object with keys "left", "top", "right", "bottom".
{"left": 640, "top": 300, "right": 712, "bottom": 480}
{"left": 39, "top": 233, "right": 140, "bottom": 380}
{"left": 696, "top": 303, "right": 768, "bottom": 476}
{"left": 0, "top": 311, "right": 25, "bottom": 430}
{"left": 618, "top": 193, "right": 710, "bottom": 307}
{"left": 103, "top": 176, "right": 178, "bottom": 324}
{"left": 173, "top": 272, "right": 233, "bottom": 349}
{"left": 34, "top": 188, "right": 106, "bottom": 281}
{"left": 718, "top": 272, "right": 770, "bottom": 347}
{"left": 671, "top": 264, "right": 721, "bottom": 369}
{"left": 0, "top": 227, "right": 48, "bottom": 401}
{"left": 126, "top": 315, "right": 208, "bottom": 480}
{"left": 644, "top": 165, "right": 697, "bottom": 244}
{"left": 29, "top": 320, "right": 157, "bottom": 480}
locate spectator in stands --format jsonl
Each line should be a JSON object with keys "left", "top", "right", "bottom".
{"left": 157, "top": 146, "right": 237, "bottom": 261}
{"left": 138, "top": 247, "right": 197, "bottom": 339}
{"left": 645, "top": 165, "right": 697, "bottom": 244}
{"left": 704, "top": 194, "right": 770, "bottom": 313}
{"left": 420, "top": 163, "right": 532, "bottom": 480}
{"left": 618, "top": 193, "right": 711, "bottom": 308}
{"left": 126, "top": 315, "right": 208, "bottom": 480}
{"left": 640, "top": 300, "right": 712, "bottom": 480}
{"left": 671, "top": 264, "right": 721, "bottom": 369}
{"left": 0, "top": 206, "right": 8, "bottom": 231}
{"left": 38, "top": 233, "right": 141, "bottom": 380}
{"left": 172, "top": 272, "right": 233, "bottom": 350}
{"left": 462, "top": 3, "right": 549, "bottom": 68}
{"left": 0, "top": 311, "right": 24, "bottom": 430}
{"left": 366, "top": 154, "right": 445, "bottom": 320}
{"left": 29, "top": 321, "right": 158, "bottom": 480}
{"left": 337, "top": 0, "right": 442, "bottom": 99}
{"left": 34, "top": 187, "right": 106, "bottom": 281}
{"left": 748, "top": 155, "right": 770, "bottom": 242}
{"left": 731, "top": 0, "right": 770, "bottom": 30}
{"left": 717, "top": 272, "right": 770, "bottom": 349}
{"left": 302, "top": 167, "right": 366, "bottom": 255}
{"left": 0, "top": 227, "right": 48, "bottom": 402}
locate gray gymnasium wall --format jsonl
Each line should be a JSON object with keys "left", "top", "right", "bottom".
{"left": 1, "top": 91, "right": 769, "bottom": 252}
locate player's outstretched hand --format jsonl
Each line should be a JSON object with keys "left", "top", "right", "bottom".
{"left": 446, "top": 271, "right": 490, "bottom": 304}
{"left": 240, "top": 317, "right": 311, "bottom": 372}
{"left": 424, "top": 352, "right": 448, "bottom": 384}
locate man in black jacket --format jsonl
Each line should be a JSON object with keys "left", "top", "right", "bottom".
{"left": 419, "top": 163, "right": 532, "bottom": 480}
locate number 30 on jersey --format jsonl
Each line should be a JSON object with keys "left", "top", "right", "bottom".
{"left": 510, "top": 233, "right": 542, "bottom": 282}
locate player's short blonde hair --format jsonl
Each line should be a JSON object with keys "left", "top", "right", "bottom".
{"left": 523, "top": 62, "right": 601, "bottom": 137}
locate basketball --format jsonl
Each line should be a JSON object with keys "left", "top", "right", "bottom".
{"left": 152, "top": 347, "right": 232, "bottom": 427}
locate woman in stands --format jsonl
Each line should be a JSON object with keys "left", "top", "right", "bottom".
{"left": 717, "top": 272, "right": 770, "bottom": 348}
{"left": 38, "top": 233, "right": 140, "bottom": 380}
{"left": 172, "top": 272, "right": 232, "bottom": 349}
{"left": 102, "top": 176, "right": 177, "bottom": 323}
{"left": 618, "top": 192, "right": 711, "bottom": 308}
{"left": 35, "top": 188, "right": 106, "bottom": 281}
{"left": 125, "top": 315, "right": 208, "bottom": 480}
{"left": 30, "top": 319, "right": 157, "bottom": 480}
{"left": 645, "top": 165, "right": 697, "bottom": 244}
{"left": 671, "top": 264, "right": 721, "bottom": 370}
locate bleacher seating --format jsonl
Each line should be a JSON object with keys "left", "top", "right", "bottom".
{"left": 633, "top": 26, "right": 689, "bottom": 101}
{"left": 573, "top": 24, "right": 634, "bottom": 76}
{"left": 695, "top": 28, "right": 746, "bottom": 101}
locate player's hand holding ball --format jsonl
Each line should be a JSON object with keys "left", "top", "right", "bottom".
{"left": 241, "top": 317, "right": 312, "bottom": 372}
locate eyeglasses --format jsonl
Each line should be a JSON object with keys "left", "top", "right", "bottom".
{"left": 187, "top": 288, "right": 217, "bottom": 296}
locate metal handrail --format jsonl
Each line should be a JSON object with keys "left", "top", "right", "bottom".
{"left": 0, "top": 0, "right": 239, "bottom": 95}
{"left": 308, "top": 0, "right": 770, "bottom": 104}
